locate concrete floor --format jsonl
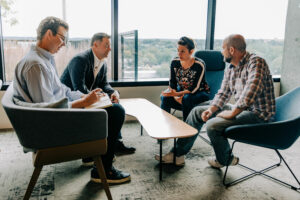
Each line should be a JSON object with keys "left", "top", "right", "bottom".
{"left": 0, "top": 121, "right": 300, "bottom": 200}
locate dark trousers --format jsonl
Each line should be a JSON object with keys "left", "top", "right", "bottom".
{"left": 101, "top": 103, "right": 125, "bottom": 171}
{"left": 160, "top": 91, "right": 209, "bottom": 121}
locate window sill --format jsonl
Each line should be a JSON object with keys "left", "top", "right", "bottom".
{"left": 109, "top": 78, "right": 169, "bottom": 87}
{"left": 0, "top": 76, "right": 281, "bottom": 91}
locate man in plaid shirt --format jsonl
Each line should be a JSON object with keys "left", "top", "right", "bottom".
{"left": 155, "top": 34, "right": 275, "bottom": 167}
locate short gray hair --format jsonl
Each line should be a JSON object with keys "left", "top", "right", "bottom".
{"left": 36, "top": 16, "right": 68, "bottom": 41}
{"left": 223, "top": 34, "right": 246, "bottom": 52}
{"left": 90, "top": 32, "right": 110, "bottom": 46}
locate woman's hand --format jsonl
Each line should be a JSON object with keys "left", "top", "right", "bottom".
{"left": 174, "top": 95, "right": 183, "bottom": 104}
{"left": 162, "top": 88, "right": 181, "bottom": 97}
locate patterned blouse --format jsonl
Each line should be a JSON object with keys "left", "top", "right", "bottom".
{"left": 211, "top": 52, "right": 275, "bottom": 121}
{"left": 169, "top": 57, "right": 210, "bottom": 94}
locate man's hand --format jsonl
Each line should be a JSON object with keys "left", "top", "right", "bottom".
{"left": 83, "top": 88, "right": 102, "bottom": 106}
{"left": 71, "top": 88, "right": 103, "bottom": 108}
{"left": 201, "top": 106, "right": 218, "bottom": 122}
{"left": 111, "top": 93, "right": 119, "bottom": 103}
{"left": 216, "top": 110, "right": 235, "bottom": 120}
{"left": 217, "top": 108, "right": 243, "bottom": 120}
{"left": 201, "top": 110, "right": 213, "bottom": 122}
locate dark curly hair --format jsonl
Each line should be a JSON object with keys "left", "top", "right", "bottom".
{"left": 178, "top": 36, "right": 195, "bottom": 51}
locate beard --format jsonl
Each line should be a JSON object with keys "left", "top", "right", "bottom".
{"left": 224, "top": 55, "right": 232, "bottom": 63}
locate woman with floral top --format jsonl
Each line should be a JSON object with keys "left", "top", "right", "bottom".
{"left": 161, "top": 36, "right": 210, "bottom": 121}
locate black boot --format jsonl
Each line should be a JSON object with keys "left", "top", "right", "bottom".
{"left": 115, "top": 140, "right": 136, "bottom": 155}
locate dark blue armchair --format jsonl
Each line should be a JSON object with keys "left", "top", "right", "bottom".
{"left": 194, "top": 50, "right": 226, "bottom": 100}
{"left": 194, "top": 50, "right": 226, "bottom": 144}
{"left": 223, "top": 86, "right": 300, "bottom": 191}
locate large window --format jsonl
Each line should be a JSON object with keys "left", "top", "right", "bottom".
{"left": 1, "top": 0, "right": 287, "bottom": 85}
{"left": 119, "top": 0, "right": 208, "bottom": 81}
{"left": 214, "top": 0, "right": 288, "bottom": 75}
{"left": 1, "top": 0, "right": 111, "bottom": 82}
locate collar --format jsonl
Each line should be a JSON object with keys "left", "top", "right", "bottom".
{"left": 228, "top": 51, "right": 250, "bottom": 69}
{"left": 92, "top": 49, "right": 105, "bottom": 67}
{"left": 34, "top": 45, "right": 53, "bottom": 61}
{"left": 239, "top": 51, "right": 250, "bottom": 66}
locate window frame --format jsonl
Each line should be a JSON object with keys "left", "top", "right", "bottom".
{"left": 0, "top": 0, "right": 280, "bottom": 90}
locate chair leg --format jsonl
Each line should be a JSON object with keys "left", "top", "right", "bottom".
{"left": 94, "top": 157, "right": 113, "bottom": 200}
{"left": 171, "top": 109, "right": 176, "bottom": 115}
{"left": 24, "top": 166, "right": 43, "bottom": 200}
{"left": 198, "top": 134, "right": 212, "bottom": 146}
{"left": 223, "top": 142, "right": 281, "bottom": 187}
{"left": 273, "top": 150, "right": 300, "bottom": 191}
{"left": 223, "top": 143, "right": 299, "bottom": 191}
{"left": 223, "top": 141, "right": 236, "bottom": 186}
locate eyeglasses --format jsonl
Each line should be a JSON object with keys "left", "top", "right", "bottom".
{"left": 105, "top": 44, "right": 111, "bottom": 49}
{"left": 57, "top": 33, "right": 68, "bottom": 44}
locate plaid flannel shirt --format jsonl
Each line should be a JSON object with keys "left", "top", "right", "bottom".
{"left": 211, "top": 52, "right": 275, "bottom": 121}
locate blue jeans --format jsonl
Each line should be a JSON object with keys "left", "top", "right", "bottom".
{"left": 160, "top": 90, "right": 209, "bottom": 121}
{"left": 171, "top": 104, "right": 265, "bottom": 165}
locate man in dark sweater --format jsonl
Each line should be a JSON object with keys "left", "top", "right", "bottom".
{"left": 60, "top": 33, "right": 136, "bottom": 159}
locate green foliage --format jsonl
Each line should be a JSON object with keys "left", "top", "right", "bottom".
{"left": 122, "top": 38, "right": 284, "bottom": 78}
{"left": 155, "top": 62, "right": 170, "bottom": 78}
{"left": 0, "top": 0, "right": 18, "bottom": 26}
{"left": 214, "top": 39, "right": 284, "bottom": 75}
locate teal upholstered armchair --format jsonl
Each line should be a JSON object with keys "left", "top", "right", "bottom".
{"left": 1, "top": 85, "right": 113, "bottom": 200}
{"left": 223, "top": 86, "right": 300, "bottom": 191}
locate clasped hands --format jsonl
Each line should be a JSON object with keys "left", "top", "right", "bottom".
{"left": 161, "top": 88, "right": 183, "bottom": 104}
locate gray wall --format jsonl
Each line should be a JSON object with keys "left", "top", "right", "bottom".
{"left": 280, "top": 0, "right": 300, "bottom": 94}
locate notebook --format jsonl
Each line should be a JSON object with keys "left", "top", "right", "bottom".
{"left": 85, "top": 93, "right": 113, "bottom": 109}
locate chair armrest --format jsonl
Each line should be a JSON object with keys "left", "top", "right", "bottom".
{"left": 224, "top": 118, "right": 300, "bottom": 150}
{"left": 7, "top": 107, "right": 108, "bottom": 150}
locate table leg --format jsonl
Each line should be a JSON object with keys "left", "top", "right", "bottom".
{"left": 159, "top": 139, "right": 162, "bottom": 181}
{"left": 173, "top": 138, "right": 176, "bottom": 164}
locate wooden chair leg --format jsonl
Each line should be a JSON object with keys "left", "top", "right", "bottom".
{"left": 94, "top": 157, "right": 112, "bottom": 200}
{"left": 24, "top": 166, "right": 43, "bottom": 200}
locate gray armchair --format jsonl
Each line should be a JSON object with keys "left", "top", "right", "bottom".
{"left": 1, "top": 85, "right": 112, "bottom": 200}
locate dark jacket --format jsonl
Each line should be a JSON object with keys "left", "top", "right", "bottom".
{"left": 60, "top": 48, "right": 114, "bottom": 95}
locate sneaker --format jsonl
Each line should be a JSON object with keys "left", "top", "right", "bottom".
{"left": 82, "top": 157, "right": 94, "bottom": 167}
{"left": 208, "top": 156, "right": 239, "bottom": 168}
{"left": 91, "top": 166, "right": 131, "bottom": 184}
{"left": 154, "top": 152, "right": 185, "bottom": 166}
{"left": 115, "top": 140, "right": 136, "bottom": 155}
